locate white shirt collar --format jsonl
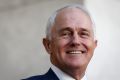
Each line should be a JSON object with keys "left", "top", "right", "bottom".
{"left": 51, "top": 64, "right": 87, "bottom": 80}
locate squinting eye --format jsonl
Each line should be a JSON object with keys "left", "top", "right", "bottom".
{"left": 81, "top": 32, "right": 89, "bottom": 38}
{"left": 62, "top": 32, "right": 70, "bottom": 36}
{"left": 61, "top": 31, "right": 71, "bottom": 37}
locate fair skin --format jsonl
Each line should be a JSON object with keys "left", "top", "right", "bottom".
{"left": 43, "top": 8, "right": 97, "bottom": 80}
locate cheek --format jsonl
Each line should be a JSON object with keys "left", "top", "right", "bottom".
{"left": 51, "top": 39, "right": 68, "bottom": 53}
{"left": 58, "top": 40, "right": 67, "bottom": 46}
{"left": 52, "top": 39, "right": 70, "bottom": 59}
{"left": 84, "top": 40, "right": 95, "bottom": 54}
{"left": 51, "top": 39, "right": 69, "bottom": 61}
{"left": 57, "top": 39, "right": 70, "bottom": 50}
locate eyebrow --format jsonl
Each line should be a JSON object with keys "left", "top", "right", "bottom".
{"left": 58, "top": 27, "right": 90, "bottom": 33}
{"left": 56, "top": 26, "right": 94, "bottom": 38}
{"left": 80, "top": 28, "right": 90, "bottom": 33}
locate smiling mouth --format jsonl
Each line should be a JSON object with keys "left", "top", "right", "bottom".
{"left": 66, "top": 50, "right": 87, "bottom": 54}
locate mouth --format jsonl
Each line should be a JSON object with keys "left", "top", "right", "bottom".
{"left": 66, "top": 50, "right": 87, "bottom": 54}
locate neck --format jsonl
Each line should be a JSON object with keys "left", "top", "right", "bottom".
{"left": 52, "top": 62, "right": 87, "bottom": 80}
{"left": 56, "top": 64, "right": 87, "bottom": 80}
{"left": 65, "top": 68, "right": 85, "bottom": 80}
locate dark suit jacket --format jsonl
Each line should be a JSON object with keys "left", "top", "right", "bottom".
{"left": 22, "top": 68, "right": 59, "bottom": 80}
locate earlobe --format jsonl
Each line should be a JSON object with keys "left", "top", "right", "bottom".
{"left": 43, "top": 38, "right": 51, "bottom": 54}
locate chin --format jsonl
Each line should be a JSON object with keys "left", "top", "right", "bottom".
{"left": 66, "top": 62, "right": 87, "bottom": 69}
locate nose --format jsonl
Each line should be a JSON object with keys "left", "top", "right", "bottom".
{"left": 70, "top": 32, "right": 80, "bottom": 46}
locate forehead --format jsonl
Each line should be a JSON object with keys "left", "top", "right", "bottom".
{"left": 52, "top": 8, "right": 93, "bottom": 32}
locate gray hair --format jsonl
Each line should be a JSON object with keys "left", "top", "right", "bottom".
{"left": 46, "top": 4, "right": 96, "bottom": 40}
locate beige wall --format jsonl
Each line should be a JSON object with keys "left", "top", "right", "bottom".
{"left": 0, "top": 0, "right": 83, "bottom": 80}
{"left": 0, "top": 0, "right": 120, "bottom": 80}
{"left": 85, "top": 0, "right": 120, "bottom": 80}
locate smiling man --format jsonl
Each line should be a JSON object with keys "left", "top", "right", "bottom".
{"left": 23, "top": 4, "right": 97, "bottom": 80}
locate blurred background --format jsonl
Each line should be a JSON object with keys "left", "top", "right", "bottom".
{"left": 0, "top": 0, "right": 120, "bottom": 80}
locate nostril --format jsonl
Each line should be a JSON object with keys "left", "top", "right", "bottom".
{"left": 70, "top": 41, "right": 80, "bottom": 47}
{"left": 70, "top": 39, "right": 80, "bottom": 46}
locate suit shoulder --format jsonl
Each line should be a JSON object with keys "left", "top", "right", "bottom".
{"left": 22, "top": 74, "right": 46, "bottom": 80}
{"left": 22, "top": 68, "right": 59, "bottom": 80}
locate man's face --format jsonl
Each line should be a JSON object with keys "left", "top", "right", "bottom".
{"left": 43, "top": 8, "right": 97, "bottom": 70}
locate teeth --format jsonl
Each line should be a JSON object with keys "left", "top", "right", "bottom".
{"left": 67, "top": 51, "right": 82, "bottom": 54}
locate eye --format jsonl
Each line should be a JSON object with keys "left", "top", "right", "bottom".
{"left": 60, "top": 31, "right": 72, "bottom": 37}
{"left": 80, "top": 32, "right": 90, "bottom": 38}
{"left": 62, "top": 31, "right": 71, "bottom": 36}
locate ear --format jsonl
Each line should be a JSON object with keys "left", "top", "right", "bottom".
{"left": 43, "top": 38, "right": 51, "bottom": 54}
{"left": 94, "top": 39, "right": 98, "bottom": 48}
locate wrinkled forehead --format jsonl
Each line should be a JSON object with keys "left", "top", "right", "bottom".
{"left": 55, "top": 7, "right": 91, "bottom": 22}
{"left": 53, "top": 7, "right": 93, "bottom": 32}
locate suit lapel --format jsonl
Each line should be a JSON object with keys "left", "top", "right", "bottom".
{"left": 44, "top": 68, "right": 59, "bottom": 80}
